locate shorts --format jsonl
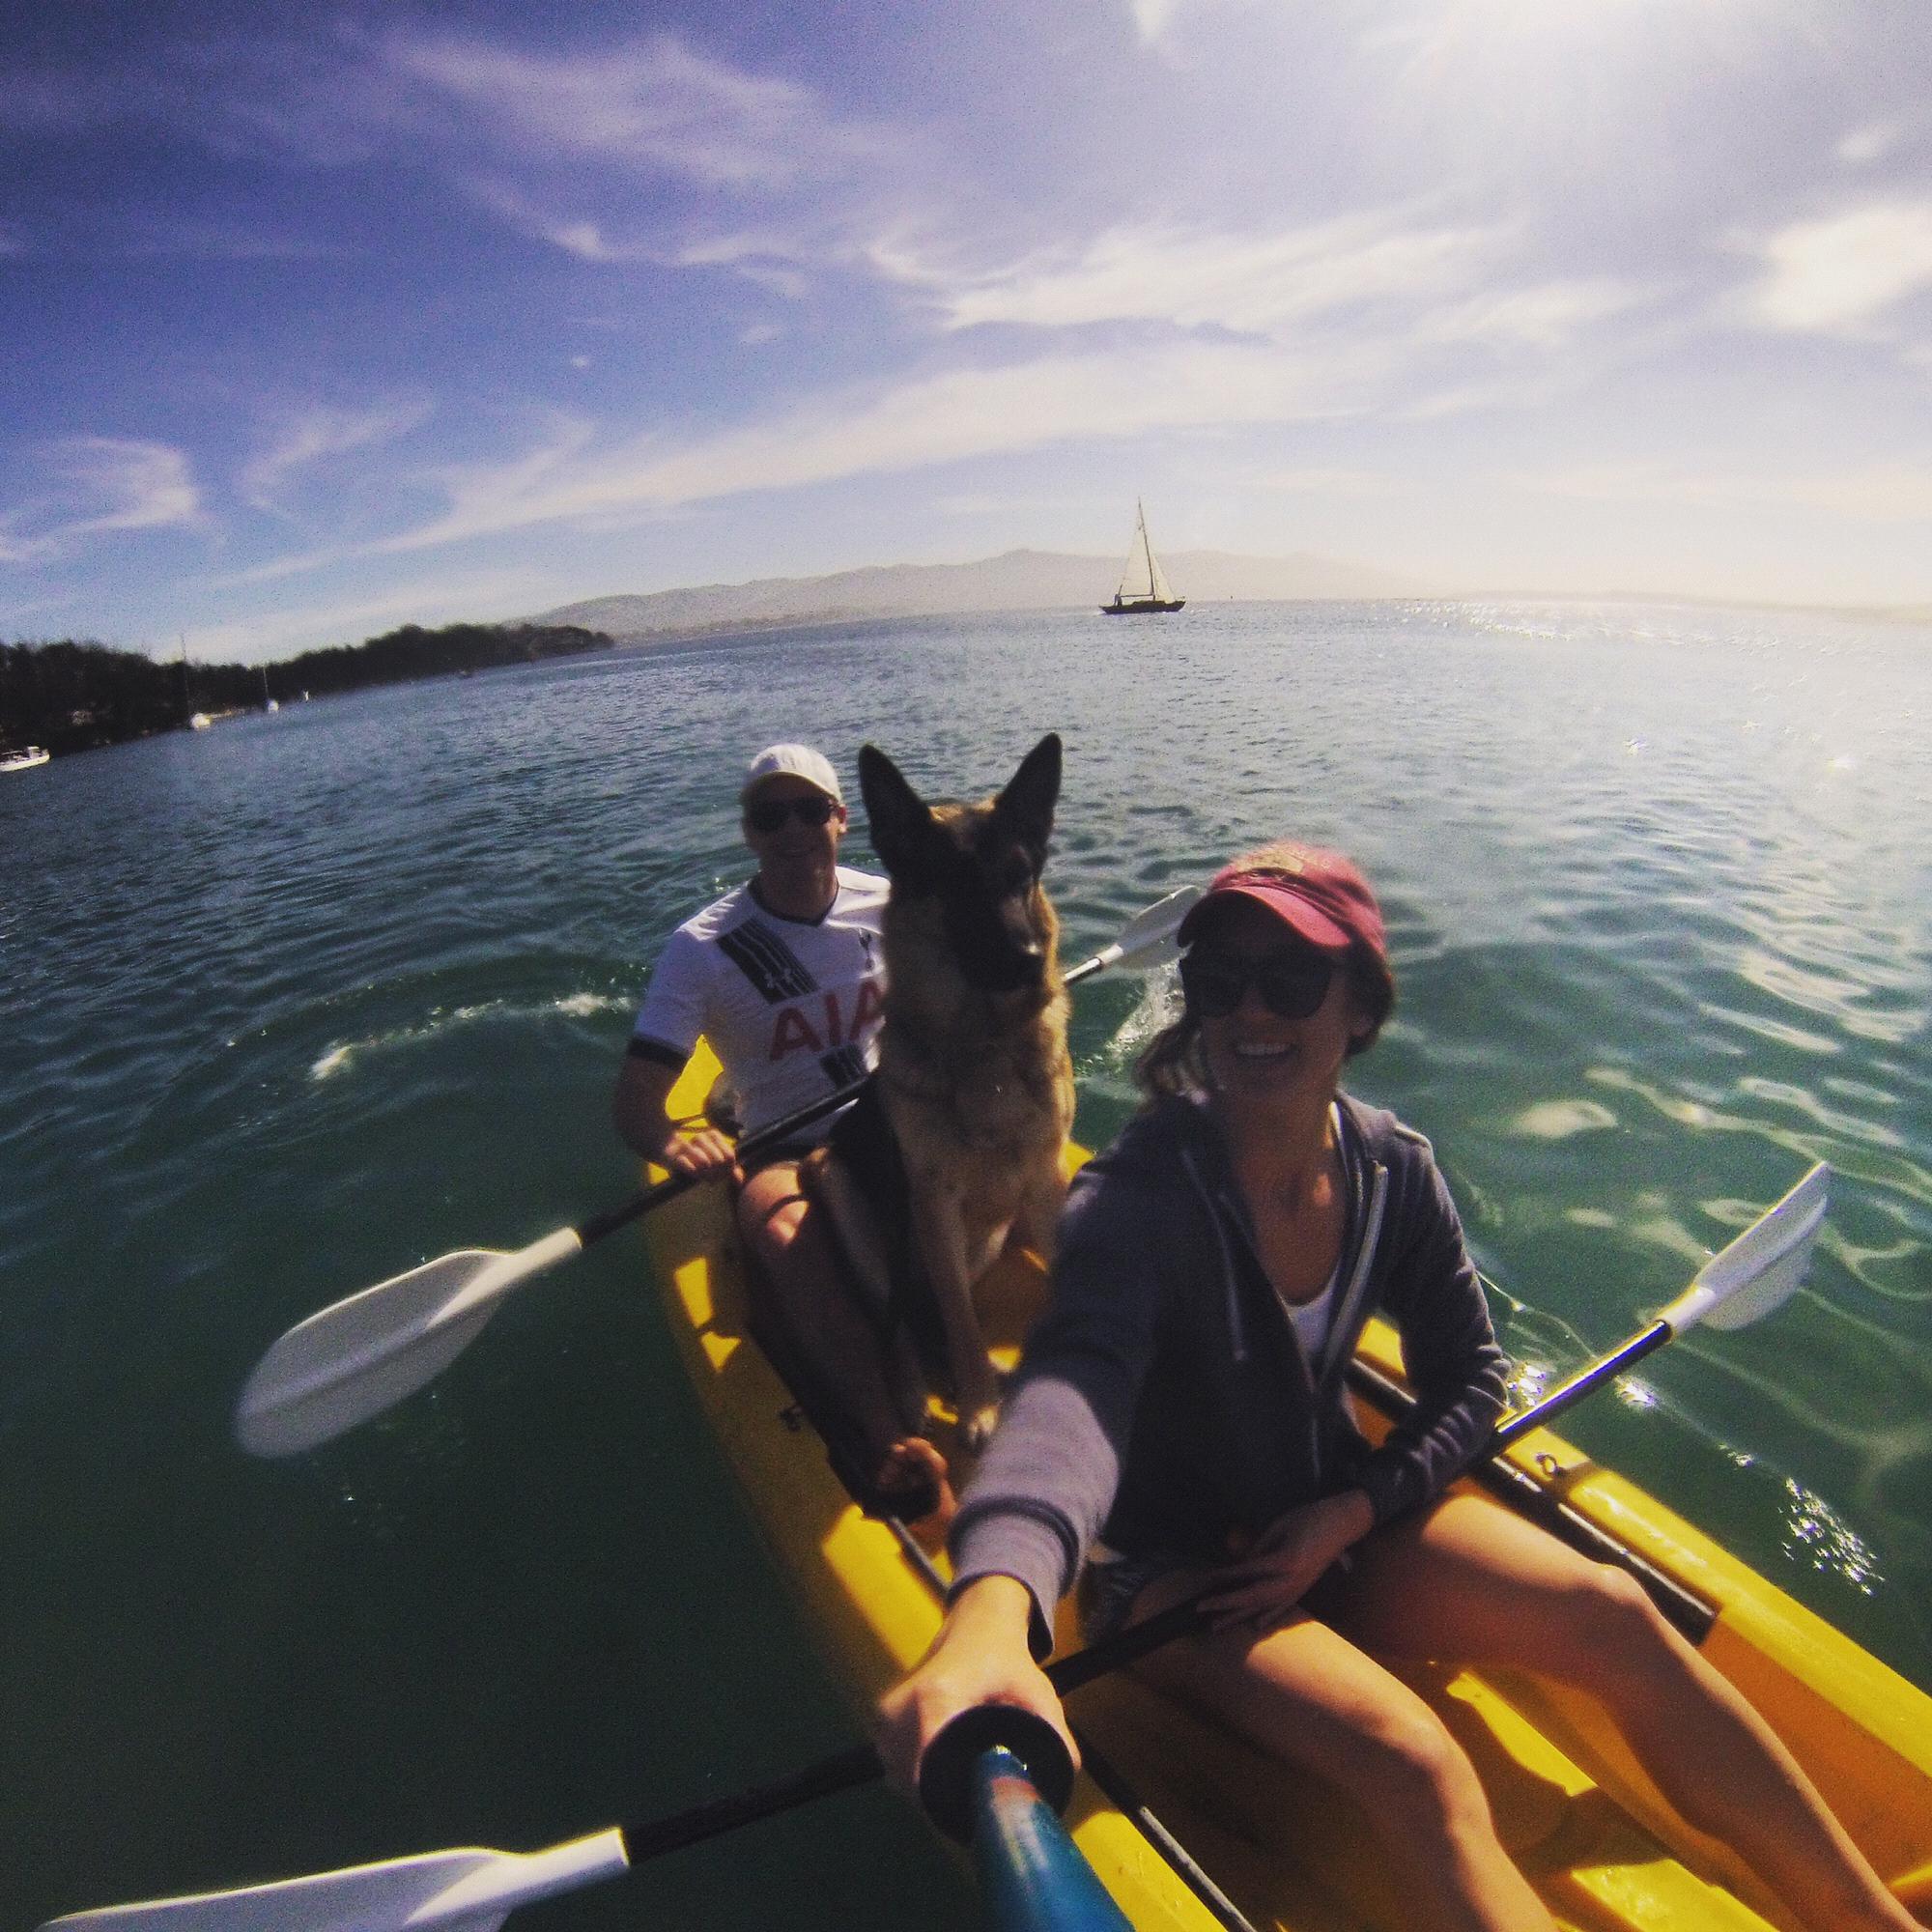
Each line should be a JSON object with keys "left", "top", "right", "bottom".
{"left": 1079, "top": 1541, "right": 1360, "bottom": 1644}
{"left": 1079, "top": 1548, "right": 1193, "bottom": 1645}
{"left": 735, "top": 1136, "right": 818, "bottom": 1179}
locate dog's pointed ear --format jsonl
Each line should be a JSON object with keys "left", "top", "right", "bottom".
{"left": 859, "top": 743, "right": 941, "bottom": 887}
{"left": 993, "top": 732, "right": 1062, "bottom": 860}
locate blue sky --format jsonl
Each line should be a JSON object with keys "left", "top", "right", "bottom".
{"left": 3, "top": 0, "right": 1930, "bottom": 663}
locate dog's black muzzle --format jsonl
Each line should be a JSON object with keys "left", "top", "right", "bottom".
{"left": 951, "top": 902, "right": 1047, "bottom": 995}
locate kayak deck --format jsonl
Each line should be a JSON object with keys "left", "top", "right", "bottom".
{"left": 644, "top": 1046, "right": 1932, "bottom": 1931}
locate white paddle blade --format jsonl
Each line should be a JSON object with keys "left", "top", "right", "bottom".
{"left": 235, "top": 1228, "right": 583, "bottom": 1457}
{"left": 39, "top": 1829, "right": 628, "bottom": 1932}
{"left": 1080, "top": 886, "right": 1203, "bottom": 979}
{"left": 1658, "top": 1163, "right": 1831, "bottom": 1337}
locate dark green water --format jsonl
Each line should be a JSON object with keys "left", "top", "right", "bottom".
{"left": 4, "top": 601, "right": 1928, "bottom": 1928}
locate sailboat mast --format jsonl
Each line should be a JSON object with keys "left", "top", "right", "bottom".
{"left": 1100, "top": 497, "right": 1183, "bottom": 612}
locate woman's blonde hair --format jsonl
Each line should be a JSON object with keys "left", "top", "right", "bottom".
{"left": 1135, "top": 840, "right": 1397, "bottom": 1104}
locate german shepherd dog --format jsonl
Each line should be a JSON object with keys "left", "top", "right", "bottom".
{"left": 804, "top": 733, "right": 1074, "bottom": 1453}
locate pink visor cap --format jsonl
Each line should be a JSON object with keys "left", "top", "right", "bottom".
{"left": 1177, "top": 849, "right": 1387, "bottom": 962}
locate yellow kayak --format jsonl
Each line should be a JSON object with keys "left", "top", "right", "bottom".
{"left": 645, "top": 1043, "right": 1932, "bottom": 1931}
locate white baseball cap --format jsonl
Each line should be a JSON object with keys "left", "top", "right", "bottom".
{"left": 740, "top": 743, "right": 844, "bottom": 806}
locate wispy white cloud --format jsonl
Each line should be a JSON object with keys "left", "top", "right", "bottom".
{"left": 61, "top": 439, "right": 200, "bottom": 534}
{"left": 891, "top": 212, "right": 1499, "bottom": 336}
{"left": 1417, "top": 278, "right": 1645, "bottom": 351}
{"left": 462, "top": 178, "right": 664, "bottom": 262}
{"left": 1747, "top": 199, "right": 1932, "bottom": 335}
{"left": 364, "top": 335, "right": 1403, "bottom": 557}
{"left": 384, "top": 30, "right": 867, "bottom": 189}
{"left": 239, "top": 400, "right": 434, "bottom": 511}
{"left": 1837, "top": 119, "right": 1907, "bottom": 166}
{"left": 188, "top": 566, "right": 564, "bottom": 663}
{"left": 1, "top": 440, "right": 202, "bottom": 563}
{"left": 1507, "top": 460, "right": 1932, "bottom": 526}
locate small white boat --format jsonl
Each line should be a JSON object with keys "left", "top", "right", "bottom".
{"left": 1, "top": 744, "right": 51, "bottom": 772}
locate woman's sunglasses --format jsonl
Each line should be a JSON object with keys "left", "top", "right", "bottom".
{"left": 1179, "top": 946, "right": 1336, "bottom": 1021}
{"left": 746, "top": 794, "right": 839, "bottom": 833}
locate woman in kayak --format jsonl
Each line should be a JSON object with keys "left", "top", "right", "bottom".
{"left": 879, "top": 843, "right": 1918, "bottom": 1932}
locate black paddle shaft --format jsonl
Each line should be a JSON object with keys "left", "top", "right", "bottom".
{"left": 573, "top": 1079, "right": 860, "bottom": 1249}
{"left": 614, "top": 1595, "right": 1207, "bottom": 1864}
{"left": 1490, "top": 1319, "right": 1671, "bottom": 1452}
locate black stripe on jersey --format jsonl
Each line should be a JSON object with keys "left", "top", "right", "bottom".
{"left": 625, "top": 1036, "right": 688, "bottom": 1070}
{"left": 819, "top": 1045, "right": 867, "bottom": 1091}
{"left": 718, "top": 918, "right": 817, "bottom": 1004}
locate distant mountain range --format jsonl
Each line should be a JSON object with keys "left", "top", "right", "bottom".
{"left": 528, "top": 547, "right": 1431, "bottom": 641}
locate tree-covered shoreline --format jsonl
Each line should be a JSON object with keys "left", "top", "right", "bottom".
{"left": 0, "top": 621, "right": 612, "bottom": 757}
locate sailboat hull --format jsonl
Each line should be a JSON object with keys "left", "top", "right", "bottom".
{"left": 1100, "top": 598, "right": 1185, "bottom": 614}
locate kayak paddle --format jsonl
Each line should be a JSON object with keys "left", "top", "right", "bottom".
{"left": 62, "top": 1161, "right": 1830, "bottom": 1932}
{"left": 233, "top": 886, "right": 1202, "bottom": 1458}
{"left": 1490, "top": 1159, "right": 1830, "bottom": 1452}
{"left": 37, "top": 1597, "right": 1193, "bottom": 1932}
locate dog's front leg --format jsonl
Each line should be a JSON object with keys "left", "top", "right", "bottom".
{"left": 1011, "top": 1161, "right": 1070, "bottom": 1268}
{"left": 910, "top": 1188, "right": 1003, "bottom": 1452}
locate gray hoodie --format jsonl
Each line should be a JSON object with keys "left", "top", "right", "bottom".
{"left": 951, "top": 1091, "right": 1510, "bottom": 1650}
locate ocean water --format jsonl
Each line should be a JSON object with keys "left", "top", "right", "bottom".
{"left": 3, "top": 600, "right": 1928, "bottom": 1929}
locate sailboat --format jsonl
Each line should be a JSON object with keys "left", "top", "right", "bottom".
{"left": 260, "top": 668, "right": 279, "bottom": 714}
{"left": 180, "top": 637, "right": 212, "bottom": 729}
{"left": 1101, "top": 499, "right": 1185, "bottom": 614}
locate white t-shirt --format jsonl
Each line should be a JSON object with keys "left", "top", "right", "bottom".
{"left": 1284, "top": 1261, "right": 1343, "bottom": 1376}
{"left": 629, "top": 867, "right": 890, "bottom": 1137}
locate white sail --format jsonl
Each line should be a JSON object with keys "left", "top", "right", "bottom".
{"left": 1112, "top": 500, "right": 1179, "bottom": 606}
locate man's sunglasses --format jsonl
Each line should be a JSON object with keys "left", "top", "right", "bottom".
{"left": 746, "top": 794, "right": 840, "bottom": 833}
{"left": 1179, "top": 946, "right": 1336, "bottom": 1021}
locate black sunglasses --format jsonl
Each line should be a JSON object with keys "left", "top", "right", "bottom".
{"left": 746, "top": 793, "right": 839, "bottom": 833}
{"left": 1179, "top": 946, "right": 1336, "bottom": 1021}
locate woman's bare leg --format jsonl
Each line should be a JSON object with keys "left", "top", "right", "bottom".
{"left": 1127, "top": 1571, "right": 1557, "bottom": 1932}
{"left": 1328, "top": 1494, "right": 1918, "bottom": 1932}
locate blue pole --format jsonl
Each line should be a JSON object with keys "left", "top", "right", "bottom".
{"left": 970, "top": 1746, "right": 1134, "bottom": 1932}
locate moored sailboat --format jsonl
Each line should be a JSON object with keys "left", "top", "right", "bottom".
{"left": 1102, "top": 499, "right": 1185, "bottom": 614}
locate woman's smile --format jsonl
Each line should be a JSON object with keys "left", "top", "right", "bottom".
{"left": 1231, "top": 1037, "right": 1298, "bottom": 1062}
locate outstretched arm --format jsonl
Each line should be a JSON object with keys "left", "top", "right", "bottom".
{"left": 875, "top": 1575, "right": 1078, "bottom": 1793}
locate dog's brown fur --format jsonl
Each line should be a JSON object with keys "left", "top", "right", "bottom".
{"left": 805, "top": 734, "right": 1074, "bottom": 1451}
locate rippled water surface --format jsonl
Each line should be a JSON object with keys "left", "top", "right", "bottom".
{"left": 3, "top": 601, "right": 1928, "bottom": 1927}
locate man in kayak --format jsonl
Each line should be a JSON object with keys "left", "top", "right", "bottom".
{"left": 879, "top": 841, "right": 1918, "bottom": 1932}
{"left": 612, "top": 743, "right": 951, "bottom": 1526}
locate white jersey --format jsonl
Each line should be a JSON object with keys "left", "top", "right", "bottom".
{"left": 629, "top": 867, "right": 890, "bottom": 1138}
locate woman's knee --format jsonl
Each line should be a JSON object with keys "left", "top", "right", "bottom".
{"left": 1336, "top": 1704, "right": 1491, "bottom": 1837}
{"left": 1545, "top": 1560, "right": 1680, "bottom": 1687}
